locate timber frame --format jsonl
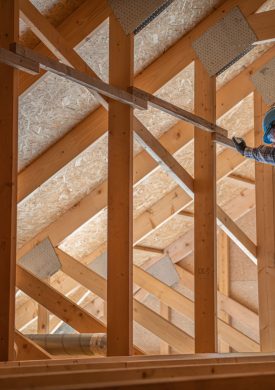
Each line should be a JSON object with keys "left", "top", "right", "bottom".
{"left": 1, "top": 0, "right": 275, "bottom": 387}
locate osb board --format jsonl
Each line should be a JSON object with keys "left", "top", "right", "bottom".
{"left": 19, "top": 73, "right": 99, "bottom": 171}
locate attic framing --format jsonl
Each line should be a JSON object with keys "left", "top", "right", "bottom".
{"left": 1, "top": 0, "right": 275, "bottom": 387}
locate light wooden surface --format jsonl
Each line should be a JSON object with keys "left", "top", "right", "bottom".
{"left": 254, "top": 91, "right": 275, "bottom": 352}
{"left": 248, "top": 9, "right": 275, "bottom": 44}
{"left": 0, "top": 0, "right": 18, "bottom": 362}
{"left": 15, "top": 331, "right": 51, "bottom": 360}
{"left": 194, "top": 59, "right": 217, "bottom": 352}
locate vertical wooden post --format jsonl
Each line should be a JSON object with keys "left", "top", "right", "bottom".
{"left": 194, "top": 59, "right": 217, "bottom": 353}
{"left": 107, "top": 15, "right": 134, "bottom": 356}
{"left": 0, "top": 0, "right": 19, "bottom": 362}
{"left": 37, "top": 277, "right": 50, "bottom": 334}
{"left": 254, "top": 91, "right": 275, "bottom": 351}
{"left": 159, "top": 303, "right": 171, "bottom": 354}
{"left": 218, "top": 230, "right": 230, "bottom": 352}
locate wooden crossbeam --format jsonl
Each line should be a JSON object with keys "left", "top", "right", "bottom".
{"left": 15, "top": 0, "right": 268, "bottom": 203}
{"left": 248, "top": 10, "right": 275, "bottom": 44}
{"left": 0, "top": 0, "right": 19, "bottom": 362}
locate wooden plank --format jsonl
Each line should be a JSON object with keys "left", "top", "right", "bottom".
{"left": 14, "top": 331, "right": 51, "bottom": 360}
{"left": 248, "top": 10, "right": 275, "bottom": 44}
{"left": 134, "top": 245, "right": 164, "bottom": 255}
{"left": 254, "top": 91, "right": 275, "bottom": 352}
{"left": 194, "top": 59, "right": 217, "bottom": 353}
{"left": 107, "top": 14, "right": 134, "bottom": 357}
{"left": 0, "top": 47, "right": 39, "bottom": 74}
{"left": 0, "top": 0, "right": 19, "bottom": 362}
{"left": 218, "top": 231, "right": 230, "bottom": 352}
{"left": 7, "top": 360, "right": 275, "bottom": 389}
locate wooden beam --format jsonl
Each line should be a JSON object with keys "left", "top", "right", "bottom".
{"left": 217, "top": 206, "right": 257, "bottom": 264}
{"left": 131, "top": 87, "right": 227, "bottom": 139}
{"left": 159, "top": 303, "right": 171, "bottom": 354}
{"left": 16, "top": 265, "right": 106, "bottom": 333}
{"left": 0, "top": 0, "right": 19, "bottom": 362}
{"left": 194, "top": 59, "right": 217, "bottom": 352}
{"left": 248, "top": 10, "right": 275, "bottom": 44}
{"left": 134, "top": 245, "right": 164, "bottom": 255}
{"left": 254, "top": 91, "right": 275, "bottom": 351}
{"left": 107, "top": 14, "right": 134, "bottom": 356}
{"left": 15, "top": 0, "right": 267, "bottom": 203}
{"left": 218, "top": 231, "right": 231, "bottom": 352}
{"left": 14, "top": 331, "right": 51, "bottom": 360}
{"left": 37, "top": 278, "right": 50, "bottom": 334}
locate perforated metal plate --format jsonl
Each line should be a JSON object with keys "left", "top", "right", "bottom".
{"left": 108, "top": 0, "right": 174, "bottom": 35}
{"left": 18, "top": 238, "right": 61, "bottom": 278}
{"left": 251, "top": 58, "right": 275, "bottom": 105}
{"left": 89, "top": 252, "right": 179, "bottom": 286}
{"left": 192, "top": 6, "right": 257, "bottom": 76}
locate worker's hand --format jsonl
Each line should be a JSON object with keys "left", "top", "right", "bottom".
{"left": 232, "top": 136, "right": 246, "bottom": 156}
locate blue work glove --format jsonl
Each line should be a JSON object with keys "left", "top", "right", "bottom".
{"left": 232, "top": 137, "right": 246, "bottom": 156}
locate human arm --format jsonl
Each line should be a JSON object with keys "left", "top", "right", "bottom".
{"left": 232, "top": 136, "right": 275, "bottom": 166}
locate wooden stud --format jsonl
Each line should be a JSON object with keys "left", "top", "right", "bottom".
{"left": 0, "top": 0, "right": 19, "bottom": 362}
{"left": 254, "top": 91, "right": 275, "bottom": 351}
{"left": 37, "top": 278, "right": 50, "bottom": 334}
{"left": 107, "top": 14, "right": 134, "bottom": 356}
{"left": 194, "top": 59, "right": 217, "bottom": 352}
{"left": 218, "top": 231, "right": 231, "bottom": 352}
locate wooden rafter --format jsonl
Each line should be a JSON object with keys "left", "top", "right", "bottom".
{"left": 248, "top": 9, "right": 275, "bottom": 44}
